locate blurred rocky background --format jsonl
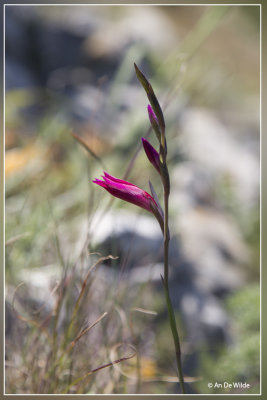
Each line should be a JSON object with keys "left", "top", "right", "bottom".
{"left": 5, "top": 5, "right": 260, "bottom": 394}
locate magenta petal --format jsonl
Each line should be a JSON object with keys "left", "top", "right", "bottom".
{"left": 103, "top": 175, "right": 142, "bottom": 197}
{"left": 93, "top": 172, "right": 158, "bottom": 213}
{"left": 103, "top": 172, "right": 135, "bottom": 186}
{"left": 92, "top": 179, "right": 108, "bottom": 189}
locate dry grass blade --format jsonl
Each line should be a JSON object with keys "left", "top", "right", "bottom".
{"left": 130, "top": 307, "right": 158, "bottom": 316}
{"left": 85, "top": 254, "right": 118, "bottom": 279}
{"left": 67, "top": 255, "right": 118, "bottom": 342}
{"left": 76, "top": 256, "right": 113, "bottom": 307}
{"left": 110, "top": 342, "right": 198, "bottom": 384}
{"left": 147, "top": 375, "right": 200, "bottom": 383}
{"left": 63, "top": 344, "right": 136, "bottom": 393}
{"left": 11, "top": 282, "right": 52, "bottom": 341}
{"left": 75, "top": 255, "right": 118, "bottom": 311}
{"left": 33, "top": 280, "right": 60, "bottom": 315}
{"left": 115, "top": 306, "right": 130, "bottom": 335}
{"left": 88, "top": 251, "right": 102, "bottom": 256}
{"left": 5, "top": 232, "right": 31, "bottom": 246}
{"left": 71, "top": 132, "right": 105, "bottom": 168}
{"left": 70, "top": 312, "right": 108, "bottom": 348}
{"left": 11, "top": 282, "right": 25, "bottom": 310}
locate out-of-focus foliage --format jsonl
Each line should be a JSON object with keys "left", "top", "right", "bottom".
{"left": 195, "top": 284, "right": 260, "bottom": 394}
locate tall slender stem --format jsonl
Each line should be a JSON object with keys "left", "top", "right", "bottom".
{"left": 134, "top": 62, "right": 186, "bottom": 394}
{"left": 164, "top": 191, "right": 169, "bottom": 287}
{"left": 163, "top": 186, "right": 186, "bottom": 394}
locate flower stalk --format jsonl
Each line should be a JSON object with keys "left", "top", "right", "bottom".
{"left": 135, "top": 63, "right": 186, "bottom": 394}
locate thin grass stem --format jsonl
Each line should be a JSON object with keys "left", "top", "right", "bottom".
{"left": 162, "top": 184, "right": 186, "bottom": 394}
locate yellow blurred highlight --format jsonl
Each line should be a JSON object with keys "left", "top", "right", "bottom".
{"left": 122, "top": 356, "right": 157, "bottom": 379}
{"left": 139, "top": 357, "right": 158, "bottom": 379}
{"left": 5, "top": 142, "right": 47, "bottom": 177}
{"left": 76, "top": 130, "right": 112, "bottom": 156}
{"left": 117, "top": 355, "right": 199, "bottom": 383}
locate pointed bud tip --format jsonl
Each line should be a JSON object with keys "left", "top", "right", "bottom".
{"left": 134, "top": 63, "right": 141, "bottom": 76}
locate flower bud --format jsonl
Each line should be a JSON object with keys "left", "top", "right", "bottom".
{"left": 142, "top": 137, "right": 160, "bottom": 173}
{"left": 147, "top": 105, "right": 161, "bottom": 142}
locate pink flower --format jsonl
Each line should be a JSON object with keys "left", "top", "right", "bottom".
{"left": 93, "top": 172, "right": 158, "bottom": 213}
{"left": 142, "top": 138, "right": 160, "bottom": 173}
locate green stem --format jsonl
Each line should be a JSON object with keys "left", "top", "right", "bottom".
{"left": 164, "top": 191, "right": 169, "bottom": 287}
{"left": 163, "top": 187, "right": 186, "bottom": 394}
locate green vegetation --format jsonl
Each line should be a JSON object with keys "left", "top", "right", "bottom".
{"left": 196, "top": 284, "right": 260, "bottom": 394}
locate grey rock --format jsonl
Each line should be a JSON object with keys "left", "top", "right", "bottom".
{"left": 84, "top": 6, "right": 178, "bottom": 60}
{"left": 5, "top": 57, "right": 39, "bottom": 90}
{"left": 178, "top": 108, "right": 259, "bottom": 210}
{"left": 174, "top": 207, "right": 248, "bottom": 295}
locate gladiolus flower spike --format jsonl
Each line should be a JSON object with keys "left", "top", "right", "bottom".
{"left": 135, "top": 62, "right": 185, "bottom": 394}
{"left": 93, "top": 172, "right": 164, "bottom": 232}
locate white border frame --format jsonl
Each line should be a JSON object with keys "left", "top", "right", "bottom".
{"left": 3, "top": 2, "right": 262, "bottom": 396}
